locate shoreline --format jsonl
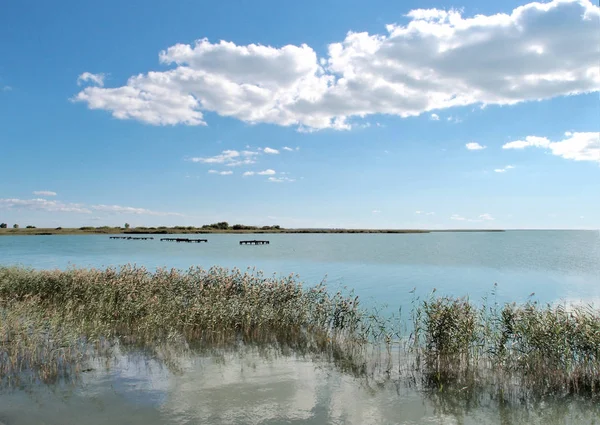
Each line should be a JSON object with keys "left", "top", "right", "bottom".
{"left": 0, "top": 227, "right": 507, "bottom": 236}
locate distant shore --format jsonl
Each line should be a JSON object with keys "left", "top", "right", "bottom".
{"left": 0, "top": 227, "right": 506, "bottom": 236}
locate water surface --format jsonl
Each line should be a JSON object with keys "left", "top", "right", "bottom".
{"left": 1, "top": 230, "right": 598, "bottom": 308}
{"left": 1, "top": 230, "right": 599, "bottom": 424}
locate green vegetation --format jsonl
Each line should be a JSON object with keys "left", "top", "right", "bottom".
{"left": 0, "top": 265, "right": 597, "bottom": 401}
{"left": 0, "top": 223, "right": 7, "bottom": 229}
{"left": 0, "top": 224, "right": 506, "bottom": 236}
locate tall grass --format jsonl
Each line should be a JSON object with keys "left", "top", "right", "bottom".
{"left": 0, "top": 266, "right": 598, "bottom": 400}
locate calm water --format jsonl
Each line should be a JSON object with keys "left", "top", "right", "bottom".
{"left": 1, "top": 230, "right": 599, "bottom": 424}
{"left": 1, "top": 230, "right": 599, "bottom": 308}
{"left": 1, "top": 350, "right": 598, "bottom": 425}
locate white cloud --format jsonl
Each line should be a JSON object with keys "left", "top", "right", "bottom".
{"left": 465, "top": 142, "right": 486, "bottom": 150}
{"left": 91, "top": 204, "right": 183, "bottom": 216}
{"left": 447, "top": 116, "right": 463, "bottom": 124}
{"left": 494, "top": 165, "right": 516, "bottom": 173}
{"left": 74, "top": 0, "right": 600, "bottom": 130}
{"left": 451, "top": 213, "right": 495, "bottom": 222}
{"left": 77, "top": 72, "right": 105, "bottom": 87}
{"left": 208, "top": 170, "right": 233, "bottom": 175}
{"left": 430, "top": 113, "right": 439, "bottom": 121}
{"left": 372, "top": 210, "right": 381, "bottom": 214}
{"left": 0, "top": 198, "right": 183, "bottom": 217}
{"left": 502, "top": 132, "right": 599, "bottom": 163}
{"left": 267, "top": 176, "right": 296, "bottom": 183}
{"left": 263, "top": 147, "right": 279, "bottom": 154}
{"left": 188, "top": 150, "right": 258, "bottom": 166}
{"left": 426, "top": 212, "right": 435, "bottom": 216}
{"left": 243, "top": 169, "right": 277, "bottom": 176}
{"left": 479, "top": 213, "right": 495, "bottom": 221}
{"left": 416, "top": 210, "right": 435, "bottom": 215}
{"left": 32, "top": 191, "right": 57, "bottom": 196}
{"left": 0, "top": 198, "right": 91, "bottom": 214}
{"left": 282, "top": 147, "right": 294, "bottom": 151}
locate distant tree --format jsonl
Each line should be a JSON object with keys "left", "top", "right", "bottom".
{"left": 13, "top": 224, "right": 19, "bottom": 229}
{"left": 233, "top": 224, "right": 258, "bottom": 230}
{"left": 55, "top": 227, "right": 62, "bottom": 230}
{"left": 0, "top": 223, "right": 7, "bottom": 229}
{"left": 124, "top": 223, "right": 130, "bottom": 229}
{"left": 26, "top": 225, "right": 36, "bottom": 229}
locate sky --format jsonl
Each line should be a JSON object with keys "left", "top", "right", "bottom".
{"left": 0, "top": 0, "right": 598, "bottom": 229}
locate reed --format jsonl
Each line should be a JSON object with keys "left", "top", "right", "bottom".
{"left": 0, "top": 266, "right": 598, "bottom": 400}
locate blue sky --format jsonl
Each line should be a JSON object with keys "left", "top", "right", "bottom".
{"left": 0, "top": 0, "right": 598, "bottom": 229}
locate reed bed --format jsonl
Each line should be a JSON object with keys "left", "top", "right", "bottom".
{"left": 0, "top": 265, "right": 598, "bottom": 401}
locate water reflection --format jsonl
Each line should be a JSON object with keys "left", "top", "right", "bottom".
{"left": 0, "top": 349, "right": 597, "bottom": 425}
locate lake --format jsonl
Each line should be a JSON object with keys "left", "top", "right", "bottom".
{"left": 1, "top": 230, "right": 599, "bottom": 424}
{"left": 1, "top": 230, "right": 599, "bottom": 308}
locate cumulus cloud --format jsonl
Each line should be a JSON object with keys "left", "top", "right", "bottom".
{"left": 263, "top": 147, "right": 279, "bottom": 154}
{"left": 494, "top": 165, "right": 516, "bottom": 173}
{"left": 502, "top": 132, "right": 599, "bottom": 163}
{"left": 77, "top": 72, "right": 105, "bottom": 87}
{"left": 282, "top": 146, "right": 298, "bottom": 152}
{"left": 188, "top": 150, "right": 258, "bottom": 166}
{"left": 0, "top": 198, "right": 91, "bottom": 214}
{"left": 73, "top": 0, "right": 600, "bottom": 130}
{"left": 430, "top": 113, "right": 440, "bottom": 121}
{"left": 208, "top": 170, "right": 233, "bottom": 175}
{"left": 91, "top": 204, "right": 183, "bottom": 216}
{"left": 32, "top": 191, "right": 57, "bottom": 196}
{"left": 466, "top": 142, "right": 486, "bottom": 150}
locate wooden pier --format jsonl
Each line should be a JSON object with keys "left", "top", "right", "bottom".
{"left": 110, "top": 236, "right": 154, "bottom": 240}
{"left": 239, "top": 240, "right": 270, "bottom": 245}
{"left": 160, "top": 238, "right": 208, "bottom": 243}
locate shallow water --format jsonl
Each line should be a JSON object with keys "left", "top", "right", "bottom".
{"left": 1, "top": 231, "right": 599, "bottom": 309}
{"left": 0, "top": 350, "right": 597, "bottom": 425}
{"left": 1, "top": 230, "right": 599, "bottom": 424}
